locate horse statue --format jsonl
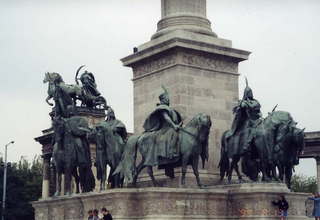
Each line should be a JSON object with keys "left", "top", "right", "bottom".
{"left": 43, "top": 67, "right": 107, "bottom": 109}
{"left": 220, "top": 110, "right": 304, "bottom": 187}
{"left": 43, "top": 72, "right": 82, "bottom": 107}
{"left": 51, "top": 117, "right": 80, "bottom": 196}
{"left": 89, "top": 108, "right": 127, "bottom": 190}
{"left": 52, "top": 116, "right": 96, "bottom": 196}
{"left": 273, "top": 125, "right": 305, "bottom": 188}
{"left": 114, "top": 113, "right": 212, "bottom": 187}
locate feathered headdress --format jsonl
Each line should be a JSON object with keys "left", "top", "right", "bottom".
{"left": 159, "top": 85, "right": 169, "bottom": 101}
{"left": 243, "top": 77, "right": 253, "bottom": 100}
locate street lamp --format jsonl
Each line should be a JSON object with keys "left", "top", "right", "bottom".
{"left": 1, "top": 141, "right": 14, "bottom": 220}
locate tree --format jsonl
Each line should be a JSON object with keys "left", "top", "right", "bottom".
{"left": 290, "top": 174, "right": 317, "bottom": 193}
{"left": 0, "top": 156, "right": 42, "bottom": 220}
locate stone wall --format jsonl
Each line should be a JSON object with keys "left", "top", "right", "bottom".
{"left": 33, "top": 183, "right": 310, "bottom": 220}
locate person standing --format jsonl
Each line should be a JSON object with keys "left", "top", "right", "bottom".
{"left": 87, "top": 210, "right": 93, "bottom": 220}
{"left": 92, "top": 209, "right": 100, "bottom": 220}
{"left": 101, "top": 208, "right": 113, "bottom": 220}
{"left": 272, "top": 195, "right": 289, "bottom": 220}
{"left": 308, "top": 193, "right": 320, "bottom": 220}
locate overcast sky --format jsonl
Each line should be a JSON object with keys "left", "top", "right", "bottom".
{"left": 1, "top": 0, "right": 319, "bottom": 177}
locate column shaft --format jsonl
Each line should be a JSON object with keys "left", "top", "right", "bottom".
{"left": 41, "top": 156, "right": 50, "bottom": 199}
{"left": 316, "top": 157, "right": 320, "bottom": 192}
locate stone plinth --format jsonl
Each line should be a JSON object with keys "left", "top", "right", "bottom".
{"left": 33, "top": 183, "right": 310, "bottom": 220}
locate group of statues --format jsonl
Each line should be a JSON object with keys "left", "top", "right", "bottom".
{"left": 43, "top": 67, "right": 304, "bottom": 196}
{"left": 219, "top": 79, "right": 305, "bottom": 188}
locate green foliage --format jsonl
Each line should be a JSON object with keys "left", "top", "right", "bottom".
{"left": 290, "top": 174, "right": 317, "bottom": 193}
{"left": 0, "top": 156, "right": 42, "bottom": 220}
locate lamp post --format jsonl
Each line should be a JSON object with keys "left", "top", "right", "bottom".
{"left": 1, "top": 141, "right": 14, "bottom": 220}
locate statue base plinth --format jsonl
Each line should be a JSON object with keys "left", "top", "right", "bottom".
{"left": 33, "top": 183, "right": 309, "bottom": 220}
{"left": 135, "top": 168, "right": 220, "bottom": 188}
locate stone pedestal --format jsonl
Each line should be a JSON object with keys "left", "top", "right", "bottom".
{"left": 33, "top": 183, "right": 310, "bottom": 220}
{"left": 121, "top": 0, "right": 250, "bottom": 185}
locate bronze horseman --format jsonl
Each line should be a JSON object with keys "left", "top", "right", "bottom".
{"left": 219, "top": 78, "right": 305, "bottom": 188}
{"left": 140, "top": 86, "right": 182, "bottom": 178}
{"left": 114, "top": 86, "right": 212, "bottom": 187}
{"left": 44, "top": 67, "right": 109, "bottom": 195}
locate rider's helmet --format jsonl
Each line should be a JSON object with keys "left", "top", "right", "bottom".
{"left": 159, "top": 86, "right": 170, "bottom": 106}
{"left": 243, "top": 77, "right": 253, "bottom": 100}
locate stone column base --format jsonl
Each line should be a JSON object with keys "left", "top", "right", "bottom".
{"left": 33, "top": 183, "right": 310, "bottom": 220}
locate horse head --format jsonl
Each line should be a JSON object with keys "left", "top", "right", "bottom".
{"left": 292, "top": 127, "right": 305, "bottom": 165}
{"left": 43, "top": 72, "right": 63, "bottom": 84}
{"left": 186, "top": 113, "right": 212, "bottom": 168}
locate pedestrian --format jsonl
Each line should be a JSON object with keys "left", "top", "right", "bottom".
{"left": 101, "top": 207, "right": 113, "bottom": 220}
{"left": 308, "top": 192, "right": 320, "bottom": 220}
{"left": 272, "top": 195, "right": 289, "bottom": 220}
{"left": 93, "top": 209, "right": 100, "bottom": 220}
{"left": 88, "top": 210, "right": 93, "bottom": 220}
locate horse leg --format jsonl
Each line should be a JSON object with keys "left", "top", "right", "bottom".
{"left": 285, "top": 166, "right": 293, "bottom": 189}
{"left": 100, "top": 165, "right": 107, "bottom": 191}
{"left": 147, "top": 166, "right": 159, "bottom": 187}
{"left": 234, "top": 162, "right": 243, "bottom": 183}
{"left": 260, "top": 161, "right": 271, "bottom": 182}
{"left": 133, "top": 159, "right": 146, "bottom": 186}
{"left": 54, "top": 171, "right": 62, "bottom": 196}
{"left": 72, "top": 168, "right": 80, "bottom": 194}
{"left": 271, "top": 163, "right": 279, "bottom": 181}
{"left": 109, "top": 166, "right": 119, "bottom": 189}
{"left": 181, "top": 153, "right": 191, "bottom": 186}
{"left": 64, "top": 168, "right": 72, "bottom": 196}
{"left": 191, "top": 156, "right": 203, "bottom": 187}
{"left": 278, "top": 165, "right": 284, "bottom": 182}
{"left": 227, "top": 158, "right": 234, "bottom": 184}
{"left": 45, "top": 96, "right": 54, "bottom": 106}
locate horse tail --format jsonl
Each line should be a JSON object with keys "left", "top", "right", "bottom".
{"left": 113, "top": 135, "right": 139, "bottom": 184}
{"left": 200, "top": 128, "right": 210, "bottom": 169}
{"left": 218, "top": 131, "right": 229, "bottom": 178}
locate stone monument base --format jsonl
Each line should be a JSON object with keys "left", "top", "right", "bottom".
{"left": 33, "top": 183, "right": 309, "bottom": 220}
{"left": 135, "top": 168, "right": 221, "bottom": 188}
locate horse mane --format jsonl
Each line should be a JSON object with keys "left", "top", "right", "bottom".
{"left": 47, "top": 72, "right": 64, "bottom": 84}
{"left": 185, "top": 113, "right": 211, "bottom": 168}
{"left": 185, "top": 113, "right": 202, "bottom": 128}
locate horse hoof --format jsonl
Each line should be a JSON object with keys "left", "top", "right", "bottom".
{"left": 54, "top": 192, "right": 60, "bottom": 197}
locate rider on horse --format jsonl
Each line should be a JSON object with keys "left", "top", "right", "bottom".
{"left": 226, "top": 78, "right": 262, "bottom": 156}
{"left": 140, "top": 86, "right": 182, "bottom": 177}
{"left": 80, "top": 70, "right": 101, "bottom": 98}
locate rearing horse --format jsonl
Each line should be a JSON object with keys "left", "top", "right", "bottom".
{"left": 43, "top": 72, "right": 82, "bottom": 106}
